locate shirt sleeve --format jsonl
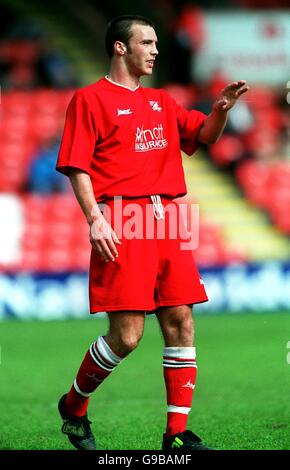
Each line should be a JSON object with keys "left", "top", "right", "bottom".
{"left": 56, "top": 91, "right": 96, "bottom": 176}
{"left": 175, "top": 103, "right": 207, "bottom": 156}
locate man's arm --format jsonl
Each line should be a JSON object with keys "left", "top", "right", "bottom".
{"left": 68, "top": 169, "right": 121, "bottom": 262}
{"left": 197, "top": 80, "right": 249, "bottom": 144}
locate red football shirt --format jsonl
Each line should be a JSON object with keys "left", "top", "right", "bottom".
{"left": 56, "top": 77, "right": 206, "bottom": 201}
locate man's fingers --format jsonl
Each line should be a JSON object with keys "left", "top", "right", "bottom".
{"left": 222, "top": 82, "right": 239, "bottom": 93}
{"left": 215, "top": 98, "right": 228, "bottom": 109}
{"left": 91, "top": 239, "right": 106, "bottom": 258}
{"left": 223, "top": 80, "right": 248, "bottom": 94}
{"left": 91, "top": 238, "right": 114, "bottom": 262}
{"left": 90, "top": 219, "right": 121, "bottom": 261}
{"left": 112, "top": 231, "right": 122, "bottom": 245}
{"left": 237, "top": 86, "right": 249, "bottom": 96}
{"left": 230, "top": 80, "right": 247, "bottom": 89}
{"left": 98, "top": 238, "right": 116, "bottom": 261}
{"left": 93, "top": 237, "right": 120, "bottom": 261}
{"left": 106, "top": 237, "right": 119, "bottom": 259}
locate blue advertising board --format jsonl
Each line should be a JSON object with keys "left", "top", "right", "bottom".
{"left": 0, "top": 262, "right": 289, "bottom": 319}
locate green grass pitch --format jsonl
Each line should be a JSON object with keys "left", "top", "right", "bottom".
{"left": 0, "top": 311, "right": 290, "bottom": 450}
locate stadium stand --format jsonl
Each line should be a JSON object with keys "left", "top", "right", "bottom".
{"left": 0, "top": 1, "right": 289, "bottom": 275}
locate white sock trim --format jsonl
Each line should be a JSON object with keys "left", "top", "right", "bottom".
{"left": 163, "top": 347, "right": 196, "bottom": 359}
{"left": 90, "top": 343, "right": 113, "bottom": 371}
{"left": 167, "top": 405, "right": 191, "bottom": 415}
{"left": 97, "top": 336, "right": 123, "bottom": 365}
{"left": 73, "top": 379, "right": 92, "bottom": 397}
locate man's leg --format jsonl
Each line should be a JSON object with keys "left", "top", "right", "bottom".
{"left": 64, "top": 311, "right": 146, "bottom": 416}
{"left": 58, "top": 311, "right": 145, "bottom": 450}
{"left": 156, "top": 304, "right": 212, "bottom": 450}
{"left": 156, "top": 305, "right": 196, "bottom": 436}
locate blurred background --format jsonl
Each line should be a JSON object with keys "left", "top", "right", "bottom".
{"left": 0, "top": 0, "right": 289, "bottom": 318}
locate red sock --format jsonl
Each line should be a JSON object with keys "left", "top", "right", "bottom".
{"left": 163, "top": 347, "right": 197, "bottom": 436}
{"left": 65, "top": 336, "right": 122, "bottom": 416}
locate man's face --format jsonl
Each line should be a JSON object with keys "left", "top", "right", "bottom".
{"left": 124, "top": 24, "right": 158, "bottom": 77}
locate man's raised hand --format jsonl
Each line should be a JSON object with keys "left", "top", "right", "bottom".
{"left": 213, "top": 80, "right": 249, "bottom": 112}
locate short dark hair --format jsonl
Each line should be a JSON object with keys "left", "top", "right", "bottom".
{"left": 105, "top": 15, "right": 155, "bottom": 58}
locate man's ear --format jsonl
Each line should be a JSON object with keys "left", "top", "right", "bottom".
{"left": 115, "top": 41, "right": 127, "bottom": 55}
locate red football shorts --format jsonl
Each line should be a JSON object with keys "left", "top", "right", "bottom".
{"left": 89, "top": 196, "right": 208, "bottom": 313}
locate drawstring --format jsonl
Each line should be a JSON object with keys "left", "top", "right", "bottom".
{"left": 150, "top": 195, "right": 165, "bottom": 220}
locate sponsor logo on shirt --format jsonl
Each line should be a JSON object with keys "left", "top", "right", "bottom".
{"left": 149, "top": 100, "right": 162, "bottom": 112}
{"left": 117, "top": 108, "right": 133, "bottom": 116}
{"left": 135, "top": 124, "right": 168, "bottom": 152}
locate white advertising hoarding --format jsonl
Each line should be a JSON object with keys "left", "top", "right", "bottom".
{"left": 195, "top": 11, "right": 290, "bottom": 85}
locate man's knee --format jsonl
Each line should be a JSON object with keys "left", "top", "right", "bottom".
{"left": 168, "top": 315, "right": 193, "bottom": 337}
{"left": 158, "top": 305, "right": 194, "bottom": 345}
{"left": 105, "top": 331, "right": 143, "bottom": 357}
{"left": 119, "top": 333, "right": 142, "bottom": 354}
{"left": 106, "top": 311, "right": 145, "bottom": 357}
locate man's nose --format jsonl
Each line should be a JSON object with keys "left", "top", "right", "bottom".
{"left": 152, "top": 46, "right": 159, "bottom": 56}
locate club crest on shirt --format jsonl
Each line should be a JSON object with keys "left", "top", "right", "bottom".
{"left": 149, "top": 101, "right": 162, "bottom": 112}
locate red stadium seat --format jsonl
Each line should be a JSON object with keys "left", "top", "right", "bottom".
{"left": 41, "top": 248, "right": 74, "bottom": 271}
{"left": 163, "top": 83, "right": 196, "bottom": 109}
{"left": 33, "top": 89, "right": 63, "bottom": 115}
{"left": 1, "top": 91, "right": 32, "bottom": 115}
{"left": 46, "top": 222, "right": 75, "bottom": 246}
{"left": 20, "top": 248, "right": 44, "bottom": 271}
{"left": 246, "top": 86, "right": 278, "bottom": 111}
{"left": 210, "top": 135, "right": 244, "bottom": 167}
{"left": 194, "top": 242, "right": 228, "bottom": 267}
{"left": 31, "top": 114, "right": 62, "bottom": 140}
{"left": 48, "top": 194, "right": 82, "bottom": 220}
{"left": 1, "top": 114, "right": 29, "bottom": 138}
{"left": 70, "top": 244, "right": 91, "bottom": 270}
{"left": 235, "top": 160, "right": 270, "bottom": 207}
{"left": 199, "top": 221, "right": 223, "bottom": 244}
{"left": 271, "top": 162, "right": 290, "bottom": 188}
{"left": 17, "top": 194, "right": 90, "bottom": 271}
{"left": 270, "top": 208, "right": 290, "bottom": 235}
{"left": 57, "top": 89, "right": 75, "bottom": 110}
{"left": 22, "top": 195, "right": 49, "bottom": 222}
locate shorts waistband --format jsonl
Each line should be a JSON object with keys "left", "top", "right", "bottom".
{"left": 99, "top": 195, "right": 175, "bottom": 220}
{"left": 99, "top": 195, "right": 174, "bottom": 202}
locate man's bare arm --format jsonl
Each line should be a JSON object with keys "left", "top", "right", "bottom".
{"left": 198, "top": 80, "right": 249, "bottom": 144}
{"left": 68, "top": 168, "right": 121, "bottom": 262}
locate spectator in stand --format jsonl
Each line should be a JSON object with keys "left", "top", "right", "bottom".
{"left": 0, "top": 16, "right": 79, "bottom": 90}
{"left": 37, "top": 41, "right": 79, "bottom": 88}
{"left": 27, "top": 137, "right": 68, "bottom": 193}
{"left": 168, "top": 1, "right": 206, "bottom": 84}
{"left": 1, "top": 63, "right": 39, "bottom": 90}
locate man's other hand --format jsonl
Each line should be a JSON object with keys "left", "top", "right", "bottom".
{"left": 213, "top": 80, "right": 249, "bottom": 112}
{"left": 90, "top": 214, "right": 121, "bottom": 262}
